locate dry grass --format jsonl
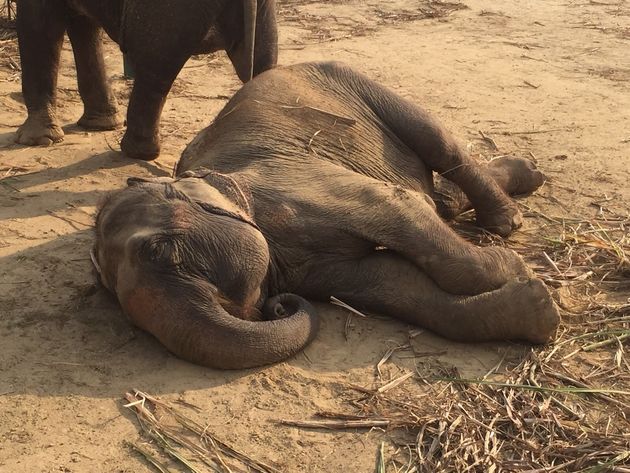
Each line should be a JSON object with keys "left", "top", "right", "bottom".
{"left": 0, "top": 3, "right": 18, "bottom": 81}
{"left": 0, "top": 1, "right": 16, "bottom": 35}
{"left": 279, "top": 317, "right": 630, "bottom": 471}
{"left": 276, "top": 201, "right": 630, "bottom": 471}
{"left": 124, "top": 389, "right": 282, "bottom": 473}
{"left": 277, "top": 0, "right": 467, "bottom": 45}
{"left": 450, "top": 187, "right": 629, "bottom": 290}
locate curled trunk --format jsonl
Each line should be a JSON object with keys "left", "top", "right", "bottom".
{"left": 119, "top": 275, "right": 319, "bottom": 369}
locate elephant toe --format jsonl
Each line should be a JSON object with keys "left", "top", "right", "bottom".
{"left": 476, "top": 203, "right": 523, "bottom": 237}
{"left": 78, "top": 111, "right": 124, "bottom": 131}
{"left": 15, "top": 119, "right": 64, "bottom": 147}
{"left": 510, "top": 277, "right": 560, "bottom": 344}
{"left": 488, "top": 156, "right": 546, "bottom": 195}
{"left": 121, "top": 132, "right": 161, "bottom": 161}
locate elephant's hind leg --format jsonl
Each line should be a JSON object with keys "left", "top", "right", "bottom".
{"left": 322, "top": 174, "right": 530, "bottom": 296}
{"left": 434, "top": 156, "right": 546, "bottom": 220}
{"left": 15, "top": 0, "right": 66, "bottom": 146}
{"left": 300, "top": 251, "right": 559, "bottom": 344}
{"left": 67, "top": 15, "right": 123, "bottom": 131}
{"left": 328, "top": 62, "right": 524, "bottom": 236}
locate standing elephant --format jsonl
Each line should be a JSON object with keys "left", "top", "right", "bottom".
{"left": 94, "top": 62, "right": 560, "bottom": 369}
{"left": 14, "top": 0, "right": 277, "bottom": 159}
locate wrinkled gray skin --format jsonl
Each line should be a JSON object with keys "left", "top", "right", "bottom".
{"left": 95, "top": 62, "right": 560, "bottom": 369}
{"left": 15, "top": 0, "right": 277, "bottom": 160}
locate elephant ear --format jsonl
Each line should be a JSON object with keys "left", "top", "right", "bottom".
{"left": 127, "top": 176, "right": 174, "bottom": 186}
{"left": 180, "top": 167, "right": 255, "bottom": 220}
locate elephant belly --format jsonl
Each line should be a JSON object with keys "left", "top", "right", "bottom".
{"left": 196, "top": 27, "right": 226, "bottom": 54}
{"left": 256, "top": 199, "right": 375, "bottom": 293}
{"left": 66, "top": 0, "right": 123, "bottom": 43}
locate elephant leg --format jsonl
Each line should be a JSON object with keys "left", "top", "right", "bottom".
{"left": 66, "top": 14, "right": 123, "bottom": 131}
{"left": 328, "top": 62, "right": 523, "bottom": 236}
{"left": 15, "top": 0, "right": 66, "bottom": 146}
{"left": 313, "top": 172, "right": 531, "bottom": 296}
{"left": 226, "top": 0, "right": 278, "bottom": 81}
{"left": 434, "top": 156, "right": 546, "bottom": 220}
{"left": 119, "top": 65, "right": 181, "bottom": 160}
{"left": 251, "top": 0, "right": 278, "bottom": 76}
{"left": 117, "top": 3, "right": 209, "bottom": 160}
{"left": 300, "top": 251, "right": 559, "bottom": 344}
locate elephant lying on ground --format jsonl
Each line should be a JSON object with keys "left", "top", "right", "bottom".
{"left": 94, "top": 61, "right": 560, "bottom": 369}
{"left": 15, "top": 0, "right": 277, "bottom": 159}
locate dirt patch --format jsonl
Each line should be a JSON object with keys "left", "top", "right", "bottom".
{"left": 1, "top": 0, "right": 629, "bottom": 472}
{"left": 278, "top": 0, "right": 467, "bottom": 43}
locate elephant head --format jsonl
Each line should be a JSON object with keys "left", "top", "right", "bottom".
{"left": 93, "top": 170, "right": 318, "bottom": 369}
{"left": 229, "top": 0, "right": 278, "bottom": 82}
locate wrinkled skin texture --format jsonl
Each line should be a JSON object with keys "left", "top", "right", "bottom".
{"left": 14, "top": 0, "right": 277, "bottom": 159}
{"left": 95, "top": 62, "right": 560, "bottom": 369}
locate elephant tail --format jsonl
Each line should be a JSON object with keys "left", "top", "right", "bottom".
{"left": 243, "top": 0, "right": 257, "bottom": 81}
{"left": 119, "top": 275, "right": 319, "bottom": 369}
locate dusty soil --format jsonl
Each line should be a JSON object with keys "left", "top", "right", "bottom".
{"left": 0, "top": 1, "right": 628, "bottom": 472}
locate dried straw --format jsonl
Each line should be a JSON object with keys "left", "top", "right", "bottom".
{"left": 281, "top": 203, "right": 630, "bottom": 471}
{"left": 124, "top": 390, "right": 281, "bottom": 473}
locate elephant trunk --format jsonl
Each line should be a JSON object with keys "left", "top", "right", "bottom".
{"left": 119, "top": 275, "right": 319, "bottom": 369}
{"left": 242, "top": 0, "right": 257, "bottom": 81}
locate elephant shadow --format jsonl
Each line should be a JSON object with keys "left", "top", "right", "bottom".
{"left": 1, "top": 230, "right": 257, "bottom": 400}
{"left": 0, "top": 149, "right": 171, "bottom": 221}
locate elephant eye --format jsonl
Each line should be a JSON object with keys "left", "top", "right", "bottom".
{"left": 140, "top": 236, "right": 179, "bottom": 266}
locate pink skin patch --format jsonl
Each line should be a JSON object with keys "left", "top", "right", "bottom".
{"left": 123, "top": 286, "right": 167, "bottom": 331}
{"left": 170, "top": 202, "right": 195, "bottom": 230}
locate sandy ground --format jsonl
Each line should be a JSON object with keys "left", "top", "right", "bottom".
{"left": 0, "top": 1, "right": 629, "bottom": 472}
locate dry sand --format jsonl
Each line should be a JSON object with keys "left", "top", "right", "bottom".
{"left": 0, "top": 1, "right": 628, "bottom": 471}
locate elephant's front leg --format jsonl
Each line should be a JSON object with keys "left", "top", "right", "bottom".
{"left": 67, "top": 15, "right": 123, "bottom": 131}
{"left": 299, "top": 251, "right": 559, "bottom": 344}
{"left": 118, "top": 27, "right": 193, "bottom": 160}
{"left": 434, "top": 156, "right": 546, "bottom": 220}
{"left": 120, "top": 71, "right": 175, "bottom": 160}
{"left": 15, "top": 0, "right": 66, "bottom": 146}
{"left": 321, "top": 177, "right": 531, "bottom": 296}
{"left": 117, "top": 9, "right": 205, "bottom": 160}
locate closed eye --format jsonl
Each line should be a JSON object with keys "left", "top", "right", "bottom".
{"left": 140, "top": 234, "right": 182, "bottom": 268}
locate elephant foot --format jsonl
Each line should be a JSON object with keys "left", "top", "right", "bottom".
{"left": 77, "top": 110, "right": 124, "bottom": 131}
{"left": 491, "top": 277, "right": 560, "bottom": 344}
{"left": 487, "top": 156, "right": 546, "bottom": 196}
{"left": 475, "top": 200, "right": 523, "bottom": 237}
{"left": 15, "top": 114, "right": 64, "bottom": 146}
{"left": 120, "top": 130, "right": 160, "bottom": 161}
{"left": 481, "top": 245, "right": 533, "bottom": 283}
{"left": 429, "top": 245, "right": 532, "bottom": 296}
